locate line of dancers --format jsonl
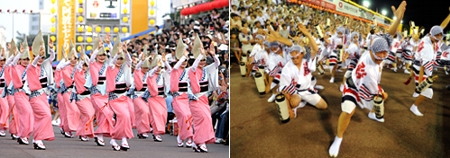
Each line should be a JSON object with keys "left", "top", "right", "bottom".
{"left": 0, "top": 31, "right": 221, "bottom": 152}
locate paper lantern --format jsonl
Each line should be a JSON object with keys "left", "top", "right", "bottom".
{"left": 78, "top": 8, "right": 83, "bottom": 14}
{"left": 77, "top": 26, "right": 83, "bottom": 32}
{"left": 77, "top": 46, "right": 82, "bottom": 52}
{"left": 51, "top": 0, "right": 56, "bottom": 4}
{"left": 122, "top": 27, "right": 128, "bottom": 33}
{"left": 78, "top": 16, "right": 83, "bottom": 22}
{"left": 86, "top": 37, "right": 92, "bottom": 43}
{"left": 149, "top": 19, "right": 155, "bottom": 25}
{"left": 77, "top": 36, "right": 84, "bottom": 42}
{"left": 51, "top": 7, "right": 56, "bottom": 14}
{"left": 122, "top": 17, "right": 129, "bottom": 23}
{"left": 50, "top": 36, "right": 56, "bottom": 42}
{"left": 95, "top": 26, "right": 101, "bottom": 32}
{"left": 149, "top": 9, "right": 155, "bottom": 15}
{"left": 86, "top": 45, "right": 92, "bottom": 51}
{"left": 105, "top": 27, "right": 110, "bottom": 32}
{"left": 87, "top": 26, "right": 92, "bottom": 32}
{"left": 78, "top": 0, "right": 83, "bottom": 4}
{"left": 50, "top": 26, "right": 56, "bottom": 33}
{"left": 123, "top": 0, "right": 128, "bottom": 4}
{"left": 51, "top": 17, "right": 56, "bottom": 23}
{"left": 113, "top": 27, "right": 119, "bottom": 33}
{"left": 150, "top": 0, "right": 155, "bottom": 6}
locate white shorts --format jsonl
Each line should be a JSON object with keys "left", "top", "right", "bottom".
{"left": 420, "top": 88, "right": 433, "bottom": 99}
{"left": 298, "top": 92, "right": 321, "bottom": 106}
{"left": 341, "top": 100, "right": 356, "bottom": 114}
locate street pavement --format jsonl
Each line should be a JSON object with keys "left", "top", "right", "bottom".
{"left": 0, "top": 126, "right": 229, "bottom": 158}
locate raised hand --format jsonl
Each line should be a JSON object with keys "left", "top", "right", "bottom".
{"left": 209, "top": 42, "right": 216, "bottom": 56}
{"left": 39, "top": 47, "right": 45, "bottom": 56}
{"left": 392, "top": 1, "right": 407, "bottom": 20}
{"left": 1, "top": 48, "right": 5, "bottom": 57}
{"left": 297, "top": 23, "right": 310, "bottom": 36}
{"left": 200, "top": 47, "right": 206, "bottom": 56}
{"left": 98, "top": 39, "right": 104, "bottom": 49}
{"left": 266, "top": 34, "right": 277, "bottom": 42}
{"left": 49, "top": 40, "right": 54, "bottom": 49}
{"left": 162, "top": 53, "right": 166, "bottom": 62}
{"left": 104, "top": 33, "right": 111, "bottom": 44}
{"left": 184, "top": 49, "right": 189, "bottom": 57}
{"left": 20, "top": 43, "right": 24, "bottom": 53}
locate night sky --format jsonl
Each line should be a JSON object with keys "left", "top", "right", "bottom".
{"left": 355, "top": 0, "right": 450, "bottom": 33}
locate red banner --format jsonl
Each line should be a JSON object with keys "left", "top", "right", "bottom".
{"left": 301, "top": 0, "right": 336, "bottom": 11}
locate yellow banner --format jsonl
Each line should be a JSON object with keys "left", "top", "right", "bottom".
{"left": 57, "top": 0, "right": 75, "bottom": 60}
{"left": 131, "top": 0, "right": 148, "bottom": 34}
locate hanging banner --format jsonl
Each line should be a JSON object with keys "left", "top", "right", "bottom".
{"left": 301, "top": 0, "right": 336, "bottom": 10}
{"left": 57, "top": 0, "right": 75, "bottom": 60}
{"left": 334, "top": 0, "right": 389, "bottom": 25}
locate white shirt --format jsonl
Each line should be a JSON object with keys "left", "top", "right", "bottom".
{"left": 390, "top": 38, "right": 401, "bottom": 52}
{"left": 351, "top": 51, "right": 383, "bottom": 105}
{"left": 278, "top": 58, "right": 316, "bottom": 92}
{"left": 346, "top": 42, "right": 360, "bottom": 60}
{"left": 415, "top": 36, "right": 437, "bottom": 76}
{"left": 268, "top": 51, "right": 289, "bottom": 71}
{"left": 329, "top": 35, "right": 344, "bottom": 50}
{"left": 249, "top": 43, "right": 263, "bottom": 57}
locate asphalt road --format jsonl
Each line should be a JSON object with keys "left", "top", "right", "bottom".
{"left": 0, "top": 126, "right": 229, "bottom": 158}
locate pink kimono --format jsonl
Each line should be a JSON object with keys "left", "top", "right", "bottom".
{"left": 146, "top": 66, "right": 168, "bottom": 136}
{"left": 188, "top": 54, "right": 220, "bottom": 145}
{"left": 170, "top": 56, "right": 193, "bottom": 140}
{"left": 74, "top": 61, "right": 95, "bottom": 138}
{"left": 27, "top": 54, "right": 55, "bottom": 141}
{"left": 133, "top": 68, "right": 152, "bottom": 135}
{"left": 54, "top": 70, "right": 66, "bottom": 129}
{"left": 61, "top": 65, "right": 81, "bottom": 132}
{"left": 0, "top": 66, "right": 9, "bottom": 130}
{"left": 10, "top": 56, "right": 33, "bottom": 138}
{"left": 4, "top": 66, "right": 18, "bottom": 135}
{"left": 106, "top": 63, "right": 134, "bottom": 140}
{"left": 89, "top": 61, "right": 113, "bottom": 137}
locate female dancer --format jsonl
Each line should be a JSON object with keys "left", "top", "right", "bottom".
{"left": 133, "top": 50, "right": 152, "bottom": 139}
{"left": 146, "top": 53, "right": 172, "bottom": 142}
{"left": 170, "top": 38, "right": 193, "bottom": 147}
{"left": 72, "top": 47, "right": 95, "bottom": 141}
{"left": 106, "top": 37, "right": 134, "bottom": 151}
{"left": 60, "top": 43, "right": 81, "bottom": 138}
{"left": 27, "top": 32, "right": 56, "bottom": 149}
{"left": 10, "top": 39, "right": 33, "bottom": 145}
{"left": 89, "top": 36, "right": 114, "bottom": 146}
{"left": 189, "top": 37, "right": 220, "bottom": 152}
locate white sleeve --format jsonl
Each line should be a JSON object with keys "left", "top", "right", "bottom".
{"left": 56, "top": 60, "right": 71, "bottom": 71}
{"left": 357, "top": 72, "right": 379, "bottom": 101}
{"left": 419, "top": 43, "right": 435, "bottom": 76}
{"left": 135, "top": 60, "right": 143, "bottom": 70}
{"left": 46, "top": 49, "right": 56, "bottom": 63}
{"left": 190, "top": 54, "right": 203, "bottom": 72}
{"left": 109, "top": 54, "right": 118, "bottom": 68}
{"left": 249, "top": 45, "right": 259, "bottom": 57}
{"left": 31, "top": 55, "right": 42, "bottom": 67}
{"left": 90, "top": 49, "right": 99, "bottom": 63}
{"left": 277, "top": 67, "right": 292, "bottom": 93}
{"left": 173, "top": 56, "right": 186, "bottom": 70}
